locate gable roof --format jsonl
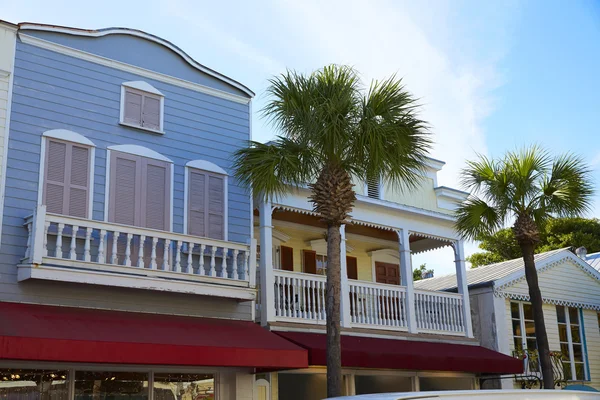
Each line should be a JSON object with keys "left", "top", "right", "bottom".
{"left": 414, "top": 248, "right": 600, "bottom": 292}
{"left": 586, "top": 252, "right": 600, "bottom": 272}
{"left": 16, "top": 22, "right": 254, "bottom": 98}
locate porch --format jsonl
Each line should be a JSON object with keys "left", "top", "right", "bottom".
{"left": 257, "top": 201, "right": 473, "bottom": 337}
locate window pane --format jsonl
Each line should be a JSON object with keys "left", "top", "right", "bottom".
{"left": 568, "top": 308, "right": 579, "bottom": 325}
{"left": 556, "top": 305, "right": 566, "bottom": 323}
{"left": 153, "top": 373, "right": 214, "bottom": 400}
{"left": 522, "top": 303, "right": 534, "bottom": 320}
{"left": 563, "top": 362, "right": 572, "bottom": 380}
{"left": 558, "top": 324, "right": 568, "bottom": 342}
{"left": 572, "top": 344, "right": 583, "bottom": 362}
{"left": 513, "top": 338, "right": 523, "bottom": 352}
{"left": 560, "top": 343, "right": 570, "bottom": 357}
{"left": 571, "top": 325, "right": 581, "bottom": 343}
{"left": 355, "top": 375, "right": 412, "bottom": 394}
{"left": 512, "top": 319, "right": 522, "bottom": 336}
{"left": 74, "top": 371, "right": 148, "bottom": 400}
{"left": 575, "top": 363, "right": 585, "bottom": 381}
{"left": 511, "top": 302, "right": 520, "bottom": 319}
{"left": 0, "top": 369, "right": 68, "bottom": 400}
{"left": 524, "top": 321, "right": 536, "bottom": 337}
{"left": 526, "top": 338, "right": 538, "bottom": 351}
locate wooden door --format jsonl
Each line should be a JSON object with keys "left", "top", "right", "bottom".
{"left": 375, "top": 262, "right": 400, "bottom": 285}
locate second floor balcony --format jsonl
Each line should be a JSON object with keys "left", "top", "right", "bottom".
{"left": 20, "top": 205, "right": 257, "bottom": 301}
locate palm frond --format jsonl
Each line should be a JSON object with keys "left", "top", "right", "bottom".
{"left": 455, "top": 197, "right": 505, "bottom": 240}
{"left": 232, "top": 137, "right": 318, "bottom": 200}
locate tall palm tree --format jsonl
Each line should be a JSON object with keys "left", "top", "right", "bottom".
{"left": 455, "top": 147, "right": 593, "bottom": 389}
{"left": 234, "top": 65, "right": 431, "bottom": 397}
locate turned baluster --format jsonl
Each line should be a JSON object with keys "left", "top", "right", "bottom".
{"left": 186, "top": 242, "right": 193, "bottom": 274}
{"left": 69, "top": 225, "right": 79, "bottom": 260}
{"left": 124, "top": 233, "right": 133, "bottom": 266}
{"left": 98, "top": 229, "right": 106, "bottom": 264}
{"left": 199, "top": 244, "right": 206, "bottom": 275}
{"left": 221, "top": 247, "right": 228, "bottom": 278}
{"left": 83, "top": 227, "right": 92, "bottom": 262}
{"left": 110, "top": 231, "right": 119, "bottom": 264}
{"left": 209, "top": 245, "right": 217, "bottom": 277}
{"left": 232, "top": 249, "right": 239, "bottom": 280}
{"left": 137, "top": 235, "right": 146, "bottom": 268}
{"left": 174, "top": 240, "right": 182, "bottom": 272}
{"left": 42, "top": 221, "right": 50, "bottom": 257}
{"left": 56, "top": 223, "right": 65, "bottom": 258}
{"left": 150, "top": 237, "right": 158, "bottom": 269}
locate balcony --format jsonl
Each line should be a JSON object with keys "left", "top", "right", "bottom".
{"left": 19, "top": 205, "right": 257, "bottom": 300}
{"left": 272, "top": 269, "right": 465, "bottom": 335}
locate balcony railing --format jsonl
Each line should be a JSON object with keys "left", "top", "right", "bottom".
{"left": 21, "top": 206, "right": 256, "bottom": 299}
{"left": 272, "top": 269, "right": 465, "bottom": 335}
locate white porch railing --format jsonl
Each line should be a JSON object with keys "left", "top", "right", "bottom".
{"left": 24, "top": 206, "right": 254, "bottom": 284}
{"left": 273, "top": 269, "right": 327, "bottom": 323}
{"left": 349, "top": 280, "right": 407, "bottom": 329}
{"left": 414, "top": 289, "right": 464, "bottom": 333}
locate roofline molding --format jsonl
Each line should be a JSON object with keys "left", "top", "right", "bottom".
{"left": 494, "top": 290, "right": 600, "bottom": 311}
{"left": 17, "top": 23, "right": 254, "bottom": 98}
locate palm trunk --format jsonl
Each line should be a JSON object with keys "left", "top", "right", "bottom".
{"left": 326, "top": 223, "right": 342, "bottom": 398}
{"left": 519, "top": 241, "right": 554, "bottom": 389}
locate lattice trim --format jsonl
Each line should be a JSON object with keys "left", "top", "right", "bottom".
{"left": 493, "top": 290, "right": 600, "bottom": 311}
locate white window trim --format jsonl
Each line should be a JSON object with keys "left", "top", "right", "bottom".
{"left": 38, "top": 130, "right": 96, "bottom": 219}
{"left": 104, "top": 146, "right": 174, "bottom": 232}
{"left": 558, "top": 306, "right": 588, "bottom": 381}
{"left": 183, "top": 160, "right": 228, "bottom": 241}
{"left": 119, "top": 82, "right": 165, "bottom": 134}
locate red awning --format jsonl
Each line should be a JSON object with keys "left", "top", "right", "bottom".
{"left": 276, "top": 332, "right": 522, "bottom": 375}
{"left": 0, "top": 302, "right": 308, "bottom": 370}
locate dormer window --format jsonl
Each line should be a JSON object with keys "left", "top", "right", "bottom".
{"left": 366, "top": 176, "right": 381, "bottom": 199}
{"left": 120, "top": 81, "right": 164, "bottom": 134}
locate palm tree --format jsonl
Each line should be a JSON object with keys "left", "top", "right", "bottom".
{"left": 233, "top": 65, "right": 431, "bottom": 397}
{"left": 455, "top": 147, "right": 593, "bottom": 389}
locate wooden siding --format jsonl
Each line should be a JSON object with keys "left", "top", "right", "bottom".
{"left": 501, "top": 259, "right": 600, "bottom": 306}
{"left": 0, "top": 38, "right": 252, "bottom": 319}
{"left": 583, "top": 310, "right": 600, "bottom": 390}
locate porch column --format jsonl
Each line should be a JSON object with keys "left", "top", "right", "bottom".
{"left": 398, "top": 228, "right": 417, "bottom": 333}
{"left": 453, "top": 239, "right": 474, "bottom": 337}
{"left": 259, "top": 199, "right": 275, "bottom": 326}
{"left": 340, "top": 224, "right": 352, "bottom": 327}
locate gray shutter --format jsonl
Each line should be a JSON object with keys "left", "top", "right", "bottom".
{"left": 141, "top": 158, "right": 170, "bottom": 230}
{"left": 188, "top": 170, "right": 206, "bottom": 237}
{"left": 142, "top": 95, "right": 161, "bottom": 131}
{"left": 109, "top": 151, "right": 141, "bottom": 226}
{"left": 207, "top": 175, "right": 225, "bottom": 239}
{"left": 124, "top": 90, "right": 142, "bottom": 126}
{"left": 68, "top": 145, "right": 90, "bottom": 218}
{"left": 43, "top": 140, "right": 67, "bottom": 214}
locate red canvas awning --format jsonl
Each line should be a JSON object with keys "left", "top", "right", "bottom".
{"left": 276, "top": 332, "right": 522, "bottom": 374}
{"left": 0, "top": 302, "right": 308, "bottom": 370}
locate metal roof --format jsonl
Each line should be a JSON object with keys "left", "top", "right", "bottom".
{"left": 586, "top": 252, "right": 600, "bottom": 272}
{"left": 414, "top": 248, "right": 571, "bottom": 292}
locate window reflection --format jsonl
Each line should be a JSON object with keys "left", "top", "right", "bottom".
{"left": 74, "top": 372, "right": 148, "bottom": 400}
{"left": 0, "top": 369, "right": 68, "bottom": 400}
{"left": 153, "top": 374, "right": 214, "bottom": 400}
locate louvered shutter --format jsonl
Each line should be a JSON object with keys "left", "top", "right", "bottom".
{"left": 280, "top": 246, "right": 294, "bottom": 271}
{"left": 124, "top": 90, "right": 142, "bottom": 126}
{"left": 142, "top": 96, "right": 161, "bottom": 131}
{"left": 188, "top": 170, "right": 207, "bottom": 237}
{"left": 43, "top": 139, "right": 91, "bottom": 218}
{"left": 141, "top": 158, "right": 170, "bottom": 230}
{"left": 207, "top": 175, "right": 224, "bottom": 239}
{"left": 44, "top": 140, "right": 67, "bottom": 214}
{"left": 68, "top": 145, "right": 90, "bottom": 218}
{"left": 109, "top": 151, "right": 141, "bottom": 226}
{"left": 303, "top": 250, "right": 317, "bottom": 274}
{"left": 346, "top": 256, "right": 358, "bottom": 280}
{"left": 367, "top": 176, "right": 380, "bottom": 199}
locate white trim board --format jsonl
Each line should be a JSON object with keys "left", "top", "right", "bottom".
{"left": 18, "top": 33, "right": 252, "bottom": 105}
{"left": 122, "top": 80, "right": 163, "bottom": 96}
{"left": 43, "top": 129, "right": 96, "bottom": 147}
{"left": 18, "top": 24, "right": 254, "bottom": 98}
{"left": 106, "top": 144, "right": 172, "bottom": 162}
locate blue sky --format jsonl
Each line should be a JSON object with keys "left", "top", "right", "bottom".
{"left": 2, "top": 0, "right": 599, "bottom": 275}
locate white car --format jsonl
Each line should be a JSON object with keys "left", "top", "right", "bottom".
{"left": 326, "top": 389, "right": 600, "bottom": 400}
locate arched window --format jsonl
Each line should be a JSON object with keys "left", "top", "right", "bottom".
{"left": 184, "top": 160, "right": 228, "bottom": 240}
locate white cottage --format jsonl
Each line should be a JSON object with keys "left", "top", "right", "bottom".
{"left": 415, "top": 248, "right": 600, "bottom": 391}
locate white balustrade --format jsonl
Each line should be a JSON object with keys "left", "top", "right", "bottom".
{"left": 273, "top": 270, "right": 327, "bottom": 323}
{"left": 414, "top": 289, "right": 464, "bottom": 333}
{"left": 23, "top": 211, "right": 252, "bottom": 283}
{"left": 348, "top": 281, "right": 407, "bottom": 329}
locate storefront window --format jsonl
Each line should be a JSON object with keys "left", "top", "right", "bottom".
{"left": 419, "top": 377, "right": 473, "bottom": 391}
{"left": 0, "top": 369, "right": 68, "bottom": 400}
{"left": 74, "top": 371, "right": 148, "bottom": 400}
{"left": 278, "top": 373, "right": 327, "bottom": 400}
{"left": 355, "top": 375, "right": 412, "bottom": 394}
{"left": 153, "top": 373, "right": 214, "bottom": 400}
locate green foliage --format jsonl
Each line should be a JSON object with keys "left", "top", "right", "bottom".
{"left": 467, "top": 218, "right": 600, "bottom": 268}
{"left": 455, "top": 146, "right": 594, "bottom": 240}
{"left": 413, "top": 263, "right": 434, "bottom": 281}
{"left": 233, "top": 65, "right": 432, "bottom": 200}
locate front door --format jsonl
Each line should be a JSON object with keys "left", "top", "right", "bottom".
{"left": 375, "top": 262, "right": 400, "bottom": 285}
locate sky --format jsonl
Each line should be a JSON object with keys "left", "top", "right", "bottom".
{"left": 2, "top": 0, "right": 600, "bottom": 276}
